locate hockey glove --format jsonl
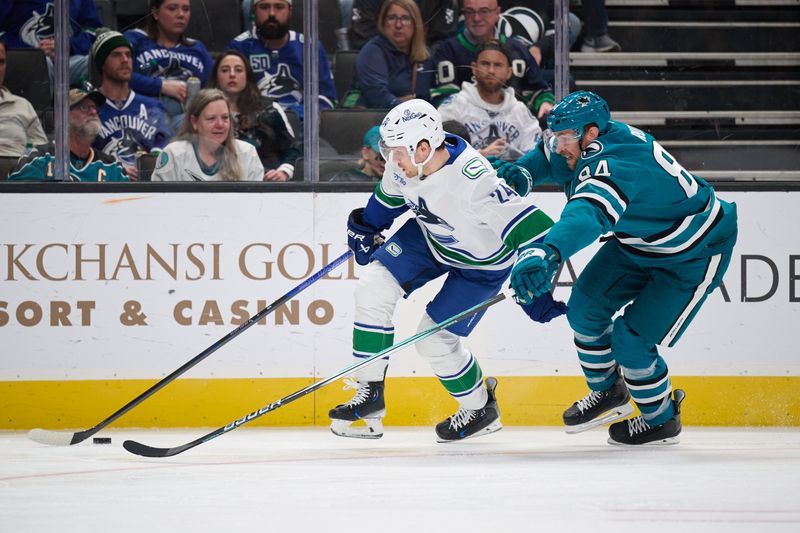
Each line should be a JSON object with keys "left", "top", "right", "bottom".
{"left": 347, "top": 207, "right": 384, "bottom": 265}
{"left": 511, "top": 243, "right": 561, "bottom": 305}
{"left": 519, "top": 291, "right": 568, "bottom": 324}
{"left": 488, "top": 157, "right": 533, "bottom": 197}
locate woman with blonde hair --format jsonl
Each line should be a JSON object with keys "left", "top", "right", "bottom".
{"left": 151, "top": 88, "right": 264, "bottom": 181}
{"left": 343, "top": 0, "right": 434, "bottom": 108}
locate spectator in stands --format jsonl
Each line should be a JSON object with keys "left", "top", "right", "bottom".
{"left": 329, "top": 125, "right": 385, "bottom": 181}
{"left": 343, "top": 0, "right": 434, "bottom": 109}
{"left": 0, "top": 0, "right": 101, "bottom": 86}
{"left": 348, "top": 0, "right": 458, "bottom": 51}
{"left": 151, "top": 88, "right": 265, "bottom": 181}
{"left": 496, "top": 2, "right": 582, "bottom": 68}
{"left": 578, "top": 0, "right": 621, "bottom": 52}
{"left": 209, "top": 50, "right": 300, "bottom": 181}
{"left": 0, "top": 38, "right": 48, "bottom": 158}
{"left": 438, "top": 40, "right": 540, "bottom": 160}
{"left": 90, "top": 30, "right": 171, "bottom": 180}
{"left": 432, "top": 0, "right": 554, "bottom": 121}
{"left": 228, "top": 0, "right": 337, "bottom": 121}
{"left": 7, "top": 88, "right": 129, "bottom": 182}
{"left": 124, "top": 0, "right": 214, "bottom": 132}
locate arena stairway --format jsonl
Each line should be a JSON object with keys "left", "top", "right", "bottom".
{"left": 571, "top": 0, "right": 800, "bottom": 181}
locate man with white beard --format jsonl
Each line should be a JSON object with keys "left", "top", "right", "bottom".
{"left": 7, "top": 88, "right": 130, "bottom": 181}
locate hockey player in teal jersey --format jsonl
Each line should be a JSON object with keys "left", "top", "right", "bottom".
{"left": 493, "top": 91, "right": 738, "bottom": 445}
{"left": 329, "top": 99, "right": 565, "bottom": 442}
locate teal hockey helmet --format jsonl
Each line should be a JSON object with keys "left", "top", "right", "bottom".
{"left": 547, "top": 91, "right": 611, "bottom": 136}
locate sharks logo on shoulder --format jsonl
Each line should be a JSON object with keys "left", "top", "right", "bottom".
{"left": 103, "top": 130, "right": 141, "bottom": 167}
{"left": 411, "top": 197, "right": 455, "bottom": 231}
{"left": 20, "top": 3, "right": 59, "bottom": 47}
{"left": 580, "top": 140, "right": 604, "bottom": 160}
{"left": 261, "top": 63, "right": 301, "bottom": 103}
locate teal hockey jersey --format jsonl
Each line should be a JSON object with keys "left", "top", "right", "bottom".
{"left": 517, "top": 121, "right": 737, "bottom": 265}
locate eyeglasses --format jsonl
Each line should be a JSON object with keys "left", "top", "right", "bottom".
{"left": 385, "top": 14, "right": 414, "bottom": 26}
{"left": 72, "top": 101, "right": 98, "bottom": 113}
{"left": 462, "top": 7, "right": 497, "bottom": 19}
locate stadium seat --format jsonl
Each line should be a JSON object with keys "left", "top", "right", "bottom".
{"left": 136, "top": 153, "right": 157, "bottom": 182}
{"left": 319, "top": 109, "right": 387, "bottom": 155}
{"left": 290, "top": 0, "right": 343, "bottom": 55}
{"left": 185, "top": 0, "right": 243, "bottom": 52}
{"left": 5, "top": 49, "right": 51, "bottom": 116}
{"left": 333, "top": 50, "right": 358, "bottom": 107}
{"left": 0, "top": 157, "right": 20, "bottom": 181}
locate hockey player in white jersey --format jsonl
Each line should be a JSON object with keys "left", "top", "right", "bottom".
{"left": 329, "top": 99, "right": 566, "bottom": 442}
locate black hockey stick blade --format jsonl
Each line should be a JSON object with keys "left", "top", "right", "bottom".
{"left": 123, "top": 289, "right": 511, "bottom": 457}
{"left": 29, "top": 250, "right": 353, "bottom": 447}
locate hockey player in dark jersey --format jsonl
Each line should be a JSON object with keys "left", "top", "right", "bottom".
{"left": 431, "top": 0, "right": 554, "bottom": 120}
{"left": 494, "top": 91, "right": 738, "bottom": 445}
{"left": 89, "top": 31, "right": 171, "bottom": 178}
{"left": 8, "top": 88, "right": 129, "bottom": 182}
{"left": 227, "top": 0, "right": 337, "bottom": 120}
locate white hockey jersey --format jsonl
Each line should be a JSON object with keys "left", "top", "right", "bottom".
{"left": 437, "top": 82, "right": 542, "bottom": 160}
{"left": 151, "top": 139, "right": 264, "bottom": 181}
{"left": 364, "top": 135, "right": 553, "bottom": 271}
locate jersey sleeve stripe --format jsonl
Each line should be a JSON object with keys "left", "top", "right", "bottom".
{"left": 570, "top": 193, "right": 621, "bottom": 225}
{"left": 501, "top": 208, "right": 554, "bottom": 249}
{"left": 576, "top": 177, "right": 629, "bottom": 209}
{"left": 374, "top": 182, "right": 406, "bottom": 209}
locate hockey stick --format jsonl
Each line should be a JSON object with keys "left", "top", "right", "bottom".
{"left": 28, "top": 250, "right": 353, "bottom": 447}
{"left": 123, "top": 288, "right": 512, "bottom": 457}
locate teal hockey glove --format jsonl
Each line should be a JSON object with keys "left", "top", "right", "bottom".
{"left": 511, "top": 243, "right": 561, "bottom": 305}
{"left": 488, "top": 157, "right": 533, "bottom": 197}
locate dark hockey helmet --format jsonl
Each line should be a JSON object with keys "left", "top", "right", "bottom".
{"left": 547, "top": 91, "right": 611, "bottom": 137}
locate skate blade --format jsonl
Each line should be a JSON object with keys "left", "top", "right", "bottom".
{"left": 564, "top": 402, "right": 635, "bottom": 434}
{"left": 607, "top": 435, "right": 680, "bottom": 446}
{"left": 436, "top": 419, "right": 503, "bottom": 443}
{"left": 330, "top": 418, "right": 384, "bottom": 440}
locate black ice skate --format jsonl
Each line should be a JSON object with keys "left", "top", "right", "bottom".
{"left": 329, "top": 378, "right": 385, "bottom": 439}
{"left": 435, "top": 377, "right": 502, "bottom": 443}
{"left": 563, "top": 372, "right": 634, "bottom": 434}
{"left": 608, "top": 389, "right": 685, "bottom": 446}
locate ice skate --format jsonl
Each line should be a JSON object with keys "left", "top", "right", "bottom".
{"left": 329, "top": 378, "right": 385, "bottom": 439}
{"left": 608, "top": 389, "right": 685, "bottom": 446}
{"left": 563, "top": 372, "right": 633, "bottom": 434}
{"left": 435, "top": 377, "right": 502, "bottom": 443}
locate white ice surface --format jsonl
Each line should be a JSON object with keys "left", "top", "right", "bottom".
{"left": 1, "top": 427, "right": 799, "bottom": 532}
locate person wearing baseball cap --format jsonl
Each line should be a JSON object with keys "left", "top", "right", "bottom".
{"left": 7, "top": 88, "right": 129, "bottom": 182}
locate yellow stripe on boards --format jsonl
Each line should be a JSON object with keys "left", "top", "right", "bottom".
{"left": 2, "top": 376, "right": 798, "bottom": 429}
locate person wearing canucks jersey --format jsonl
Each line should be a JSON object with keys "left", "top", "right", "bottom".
{"left": 494, "top": 91, "right": 738, "bottom": 445}
{"left": 329, "top": 99, "right": 565, "bottom": 442}
{"left": 227, "top": 0, "right": 336, "bottom": 121}
{"left": 124, "top": 0, "right": 214, "bottom": 132}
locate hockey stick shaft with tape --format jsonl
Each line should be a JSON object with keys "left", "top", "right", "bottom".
{"left": 123, "top": 288, "right": 512, "bottom": 457}
{"left": 29, "top": 250, "right": 353, "bottom": 447}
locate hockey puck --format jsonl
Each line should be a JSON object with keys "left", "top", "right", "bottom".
{"left": 92, "top": 437, "right": 112, "bottom": 444}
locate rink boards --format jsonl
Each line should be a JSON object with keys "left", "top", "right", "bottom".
{"left": 0, "top": 191, "right": 797, "bottom": 428}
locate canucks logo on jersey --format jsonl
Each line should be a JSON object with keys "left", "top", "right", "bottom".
{"left": 20, "top": 4, "right": 57, "bottom": 47}
{"left": 259, "top": 63, "right": 301, "bottom": 103}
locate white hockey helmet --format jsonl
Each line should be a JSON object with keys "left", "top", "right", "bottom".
{"left": 379, "top": 99, "right": 445, "bottom": 179}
